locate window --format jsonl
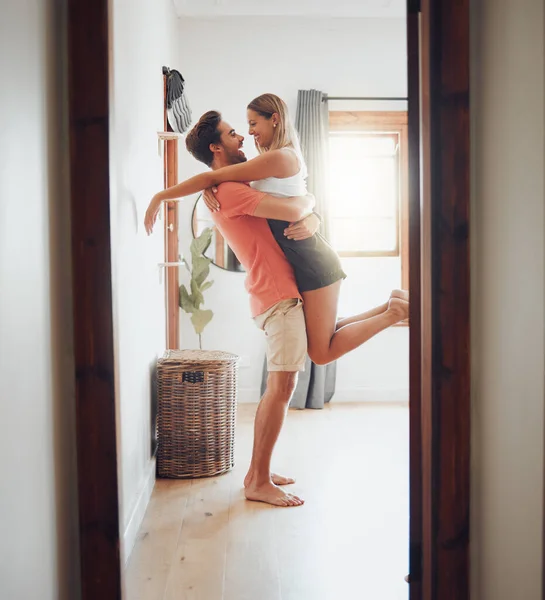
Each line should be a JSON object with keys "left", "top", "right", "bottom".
{"left": 328, "top": 111, "right": 409, "bottom": 289}
{"left": 329, "top": 132, "right": 400, "bottom": 255}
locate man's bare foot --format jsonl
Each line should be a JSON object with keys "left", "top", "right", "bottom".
{"left": 391, "top": 288, "right": 409, "bottom": 302}
{"left": 245, "top": 481, "right": 304, "bottom": 507}
{"left": 388, "top": 297, "right": 409, "bottom": 322}
{"left": 244, "top": 472, "right": 295, "bottom": 487}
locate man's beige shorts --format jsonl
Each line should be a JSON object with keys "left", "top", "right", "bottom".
{"left": 254, "top": 298, "right": 307, "bottom": 372}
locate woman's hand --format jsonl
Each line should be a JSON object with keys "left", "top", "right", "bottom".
{"left": 144, "top": 196, "right": 161, "bottom": 235}
{"left": 284, "top": 212, "right": 320, "bottom": 241}
{"left": 203, "top": 187, "right": 220, "bottom": 213}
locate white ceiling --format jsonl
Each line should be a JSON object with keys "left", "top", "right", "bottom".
{"left": 173, "top": 0, "right": 406, "bottom": 19}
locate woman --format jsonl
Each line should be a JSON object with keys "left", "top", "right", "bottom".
{"left": 145, "top": 94, "right": 408, "bottom": 364}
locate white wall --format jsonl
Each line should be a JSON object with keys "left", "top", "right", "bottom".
{"left": 109, "top": 0, "right": 180, "bottom": 560}
{"left": 177, "top": 17, "right": 409, "bottom": 402}
{"left": 471, "top": 0, "right": 545, "bottom": 598}
{"left": 0, "top": 1, "right": 80, "bottom": 599}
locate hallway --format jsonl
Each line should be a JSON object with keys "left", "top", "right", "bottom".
{"left": 126, "top": 402, "right": 409, "bottom": 600}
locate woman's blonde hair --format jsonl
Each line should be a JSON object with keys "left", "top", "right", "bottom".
{"left": 247, "top": 93, "right": 302, "bottom": 155}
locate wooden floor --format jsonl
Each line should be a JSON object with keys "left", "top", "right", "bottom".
{"left": 125, "top": 402, "right": 409, "bottom": 600}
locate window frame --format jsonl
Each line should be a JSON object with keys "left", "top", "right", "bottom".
{"left": 328, "top": 111, "right": 409, "bottom": 290}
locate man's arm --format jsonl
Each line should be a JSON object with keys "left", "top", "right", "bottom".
{"left": 206, "top": 184, "right": 315, "bottom": 221}
{"left": 252, "top": 192, "right": 315, "bottom": 221}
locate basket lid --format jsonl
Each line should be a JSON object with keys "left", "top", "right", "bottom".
{"left": 159, "top": 349, "right": 239, "bottom": 364}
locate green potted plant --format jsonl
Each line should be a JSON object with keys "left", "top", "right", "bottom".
{"left": 179, "top": 227, "right": 214, "bottom": 350}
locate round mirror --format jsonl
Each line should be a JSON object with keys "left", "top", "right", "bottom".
{"left": 192, "top": 194, "right": 245, "bottom": 272}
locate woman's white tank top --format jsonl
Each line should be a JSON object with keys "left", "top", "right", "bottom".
{"left": 250, "top": 147, "right": 308, "bottom": 198}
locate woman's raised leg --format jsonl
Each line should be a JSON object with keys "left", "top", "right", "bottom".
{"left": 302, "top": 282, "right": 408, "bottom": 365}
{"left": 335, "top": 288, "right": 409, "bottom": 330}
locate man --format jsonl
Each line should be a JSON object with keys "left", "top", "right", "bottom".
{"left": 151, "top": 111, "right": 316, "bottom": 507}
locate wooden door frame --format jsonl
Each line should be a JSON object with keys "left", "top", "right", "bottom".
{"left": 66, "top": 1, "right": 470, "bottom": 599}
{"left": 67, "top": 0, "right": 122, "bottom": 597}
{"left": 408, "top": 1, "right": 471, "bottom": 599}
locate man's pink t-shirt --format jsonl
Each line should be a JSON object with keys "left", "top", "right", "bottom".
{"left": 210, "top": 182, "right": 301, "bottom": 317}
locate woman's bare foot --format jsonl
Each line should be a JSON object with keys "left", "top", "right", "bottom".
{"left": 245, "top": 481, "right": 304, "bottom": 507}
{"left": 391, "top": 288, "right": 409, "bottom": 302}
{"left": 388, "top": 297, "right": 409, "bottom": 322}
{"left": 270, "top": 472, "right": 296, "bottom": 485}
{"left": 244, "top": 472, "right": 295, "bottom": 487}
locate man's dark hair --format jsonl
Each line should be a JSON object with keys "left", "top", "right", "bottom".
{"left": 185, "top": 111, "right": 222, "bottom": 167}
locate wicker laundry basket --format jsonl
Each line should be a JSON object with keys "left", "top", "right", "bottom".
{"left": 156, "top": 349, "right": 239, "bottom": 478}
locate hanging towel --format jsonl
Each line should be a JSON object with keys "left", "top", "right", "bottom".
{"left": 164, "top": 68, "right": 192, "bottom": 134}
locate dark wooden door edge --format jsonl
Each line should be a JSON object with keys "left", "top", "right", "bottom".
{"left": 429, "top": 1, "right": 471, "bottom": 598}
{"left": 407, "top": 1, "right": 471, "bottom": 599}
{"left": 420, "top": 0, "right": 471, "bottom": 599}
{"left": 67, "top": 0, "right": 122, "bottom": 598}
{"left": 407, "top": 4, "right": 423, "bottom": 599}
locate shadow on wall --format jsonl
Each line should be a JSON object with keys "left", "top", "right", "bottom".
{"left": 47, "top": 0, "right": 81, "bottom": 597}
{"left": 149, "top": 358, "right": 158, "bottom": 458}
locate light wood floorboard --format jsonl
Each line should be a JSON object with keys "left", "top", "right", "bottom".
{"left": 125, "top": 402, "right": 409, "bottom": 600}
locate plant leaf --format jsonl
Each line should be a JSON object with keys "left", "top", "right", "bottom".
{"left": 193, "top": 255, "right": 212, "bottom": 287}
{"left": 191, "top": 227, "right": 213, "bottom": 260}
{"left": 179, "top": 284, "right": 196, "bottom": 313}
{"left": 200, "top": 280, "right": 214, "bottom": 292}
{"left": 191, "top": 309, "right": 213, "bottom": 335}
{"left": 190, "top": 278, "right": 204, "bottom": 309}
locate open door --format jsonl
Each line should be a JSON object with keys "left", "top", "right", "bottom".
{"left": 407, "top": 1, "right": 471, "bottom": 599}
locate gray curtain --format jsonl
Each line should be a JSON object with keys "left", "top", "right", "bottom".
{"left": 295, "top": 89, "right": 331, "bottom": 239}
{"left": 260, "top": 356, "right": 337, "bottom": 410}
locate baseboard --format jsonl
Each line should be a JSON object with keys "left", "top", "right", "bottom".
{"left": 332, "top": 388, "right": 409, "bottom": 403}
{"left": 123, "top": 458, "right": 156, "bottom": 565}
{"left": 237, "top": 387, "right": 409, "bottom": 404}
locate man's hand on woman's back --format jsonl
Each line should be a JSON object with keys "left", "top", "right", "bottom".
{"left": 284, "top": 212, "right": 320, "bottom": 241}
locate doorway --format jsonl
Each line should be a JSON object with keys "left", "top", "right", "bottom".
{"left": 66, "top": 1, "right": 470, "bottom": 599}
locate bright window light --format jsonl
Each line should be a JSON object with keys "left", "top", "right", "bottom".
{"left": 328, "top": 133, "right": 400, "bottom": 255}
